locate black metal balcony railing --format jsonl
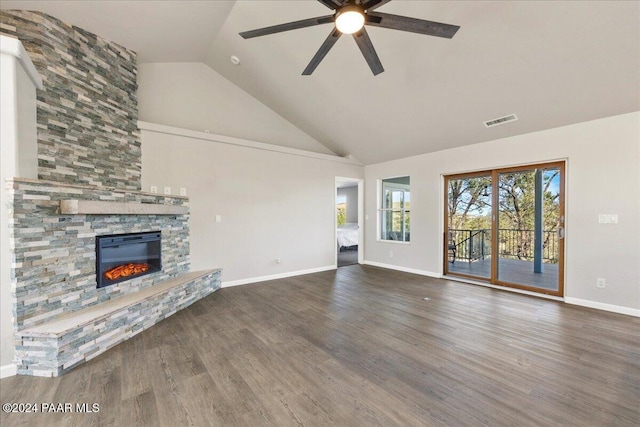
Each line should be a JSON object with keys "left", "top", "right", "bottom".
{"left": 449, "top": 228, "right": 559, "bottom": 264}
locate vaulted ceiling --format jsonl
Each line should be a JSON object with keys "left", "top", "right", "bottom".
{"left": 2, "top": 1, "right": 639, "bottom": 164}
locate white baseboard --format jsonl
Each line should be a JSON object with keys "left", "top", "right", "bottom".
{"left": 222, "top": 265, "right": 337, "bottom": 288}
{"left": 1, "top": 363, "right": 17, "bottom": 378}
{"left": 564, "top": 297, "right": 640, "bottom": 317}
{"left": 362, "top": 260, "right": 441, "bottom": 279}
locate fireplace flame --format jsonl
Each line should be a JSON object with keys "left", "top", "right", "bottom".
{"left": 104, "top": 263, "right": 150, "bottom": 281}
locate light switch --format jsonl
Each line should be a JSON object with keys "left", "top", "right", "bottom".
{"left": 215, "top": 215, "right": 222, "bottom": 223}
{"left": 150, "top": 185, "right": 158, "bottom": 194}
{"left": 598, "top": 214, "right": 618, "bottom": 224}
{"left": 180, "top": 187, "right": 187, "bottom": 196}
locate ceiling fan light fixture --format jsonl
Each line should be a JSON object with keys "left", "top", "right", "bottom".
{"left": 335, "top": 7, "right": 365, "bottom": 34}
{"left": 238, "top": 0, "right": 460, "bottom": 76}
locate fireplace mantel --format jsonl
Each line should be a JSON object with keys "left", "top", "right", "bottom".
{"left": 59, "top": 199, "right": 188, "bottom": 215}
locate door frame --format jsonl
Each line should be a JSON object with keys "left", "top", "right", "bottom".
{"left": 335, "top": 177, "right": 364, "bottom": 267}
{"left": 443, "top": 161, "right": 565, "bottom": 297}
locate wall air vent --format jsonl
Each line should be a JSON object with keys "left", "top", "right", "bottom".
{"left": 484, "top": 114, "right": 518, "bottom": 128}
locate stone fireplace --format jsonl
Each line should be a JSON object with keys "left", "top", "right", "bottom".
{"left": 0, "top": 10, "right": 220, "bottom": 377}
{"left": 6, "top": 177, "right": 223, "bottom": 377}
{"left": 9, "top": 178, "right": 191, "bottom": 328}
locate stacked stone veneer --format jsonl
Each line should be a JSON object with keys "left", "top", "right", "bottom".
{"left": 16, "top": 270, "right": 221, "bottom": 376}
{"left": 0, "top": 10, "right": 141, "bottom": 190}
{"left": 9, "top": 178, "right": 190, "bottom": 330}
{"left": 2, "top": 11, "right": 222, "bottom": 376}
{"left": 9, "top": 178, "right": 222, "bottom": 376}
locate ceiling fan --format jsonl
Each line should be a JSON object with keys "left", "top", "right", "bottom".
{"left": 239, "top": 0, "right": 460, "bottom": 76}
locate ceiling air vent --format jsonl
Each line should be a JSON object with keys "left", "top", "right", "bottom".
{"left": 484, "top": 114, "right": 518, "bottom": 128}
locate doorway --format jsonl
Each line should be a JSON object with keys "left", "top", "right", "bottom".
{"left": 444, "top": 162, "right": 565, "bottom": 296}
{"left": 336, "top": 177, "right": 364, "bottom": 267}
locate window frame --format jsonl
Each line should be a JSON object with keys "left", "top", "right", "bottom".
{"left": 377, "top": 176, "right": 411, "bottom": 244}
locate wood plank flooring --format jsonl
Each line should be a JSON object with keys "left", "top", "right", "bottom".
{"left": 337, "top": 246, "right": 358, "bottom": 267}
{"left": 2, "top": 265, "right": 639, "bottom": 426}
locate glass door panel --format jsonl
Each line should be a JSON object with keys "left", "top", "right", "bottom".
{"left": 446, "top": 174, "right": 492, "bottom": 279}
{"left": 497, "top": 166, "right": 562, "bottom": 292}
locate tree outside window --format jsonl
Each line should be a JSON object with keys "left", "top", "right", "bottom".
{"left": 336, "top": 195, "right": 347, "bottom": 226}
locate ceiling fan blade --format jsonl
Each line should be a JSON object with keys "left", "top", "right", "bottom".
{"left": 317, "top": 0, "right": 342, "bottom": 10}
{"left": 366, "top": 12, "right": 460, "bottom": 39}
{"left": 361, "top": 0, "right": 392, "bottom": 11}
{"left": 302, "top": 28, "right": 342, "bottom": 75}
{"left": 240, "top": 15, "right": 334, "bottom": 39}
{"left": 352, "top": 27, "right": 384, "bottom": 76}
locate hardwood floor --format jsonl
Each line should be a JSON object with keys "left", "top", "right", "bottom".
{"left": 2, "top": 265, "right": 639, "bottom": 426}
{"left": 337, "top": 246, "right": 358, "bottom": 267}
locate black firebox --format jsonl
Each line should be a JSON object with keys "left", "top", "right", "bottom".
{"left": 95, "top": 231, "right": 161, "bottom": 288}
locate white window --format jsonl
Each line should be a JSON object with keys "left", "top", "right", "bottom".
{"left": 379, "top": 176, "right": 410, "bottom": 242}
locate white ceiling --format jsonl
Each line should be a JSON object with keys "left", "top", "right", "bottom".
{"left": 1, "top": 1, "right": 236, "bottom": 63}
{"left": 2, "top": 1, "right": 639, "bottom": 165}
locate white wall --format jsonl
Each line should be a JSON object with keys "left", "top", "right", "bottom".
{"left": 0, "top": 51, "right": 16, "bottom": 370}
{"left": 137, "top": 62, "right": 334, "bottom": 155}
{"left": 1, "top": 37, "right": 41, "bottom": 372}
{"left": 364, "top": 112, "right": 640, "bottom": 313}
{"left": 337, "top": 186, "right": 358, "bottom": 224}
{"left": 141, "top": 129, "right": 363, "bottom": 284}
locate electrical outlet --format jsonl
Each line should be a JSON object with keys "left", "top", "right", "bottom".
{"left": 180, "top": 187, "right": 187, "bottom": 196}
{"left": 150, "top": 185, "right": 158, "bottom": 194}
{"left": 596, "top": 278, "right": 606, "bottom": 288}
{"left": 215, "top": 215, "right": 221, "bottom": 223}
{"left": 163, "top": 186, "right": 171, "bottom": 195}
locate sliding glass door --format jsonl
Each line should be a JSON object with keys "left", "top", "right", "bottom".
{"left": 445, "top": 162, "right": 565, "bottom": 296}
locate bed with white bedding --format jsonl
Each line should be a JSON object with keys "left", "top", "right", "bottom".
{"left": 337, "top": 223, "right": 359, "bottom": 250}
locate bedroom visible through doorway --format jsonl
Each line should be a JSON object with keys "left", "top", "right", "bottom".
{"left": 336, "top": 178, "right": 363, "bottom": 267}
